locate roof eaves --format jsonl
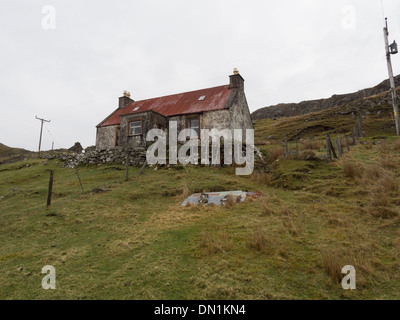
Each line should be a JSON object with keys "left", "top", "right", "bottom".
{"left": 96, "top": 107, "right": 120, "bottom": 128}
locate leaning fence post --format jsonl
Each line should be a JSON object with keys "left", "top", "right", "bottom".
{"left": 326, "top": 133, "right": 332, "bottom": 162}
{"left": 75, "top": 167, "right": 84, "bottom": 193}
{"left": 47, "top": 170, "right": 54, "bottom": 208}
{"left": 138, "top": 160, "right": 147, "bottom": 176}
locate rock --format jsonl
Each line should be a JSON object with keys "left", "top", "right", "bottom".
{"left": 68, "top": 142, "right": 83, "bottom": 154}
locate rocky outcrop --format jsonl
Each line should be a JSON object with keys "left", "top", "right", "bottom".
{"left": 251, "top": 75, "right": 400, "bottom": 120}
{"left": 68, "top": 142, "right": 83, "bottom": 154}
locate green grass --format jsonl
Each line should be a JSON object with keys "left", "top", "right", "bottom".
{"left": 1, "top": 95, "right": 400, "bottom": 299}
{"left": 1, "top": 137, "right": 400, "bottom": 299}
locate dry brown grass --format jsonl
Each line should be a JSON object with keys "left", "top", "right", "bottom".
{"left": 299, "top": 150, "right": 316, "bottom": 160}
{"left": 364, "top": 142, "right": 373, "bottom": 150}
{"left": 393, "top": 140, "right": 400, "bottom": 152}
{"left": 260, "top": 195, "right": 275, "bottom": 216}
{"left": 379, "top": 141, "right": 390, "bottom": 154}
{"left": 179, "top": 183, "right": 191, "bottom": 202}
{"left": 370, "top": 192, "right": 391, "bottom": 207}
{"left": 380, "top": 156, "right": 398, "bottom": 170}
{"left": 321, "top": 248, "right": 371, "bottom": 284}
{"left": 363, "top": 167, "right": 398, "bottom": 193}
{"left": 201, "top": 229, "right": 232, "bottom": 255}
{"left": 342, "top": 159, "right": 364, "bottom": 179}
{"left": 300, "top": 140, "right": 321, "bottom": 151}
{"left": 321, "top": 249, "right": 343, "bottom": 283}
{"left": 281, "top": 217, "right": 299, "bottom": 237}
{"left": 248, "top": 227, "right": 267, "bottom": 253}
{"left": 224, "top": 195, "right": 236, "bottom": 208}
{"left": 252, "top": 171, "right": 273, "bottom": 186}
{"left": 369, "top": 206, "right": 399, "bottom": 219}
{"left": 268, "top": 147, "right": 284, "bottom": 164}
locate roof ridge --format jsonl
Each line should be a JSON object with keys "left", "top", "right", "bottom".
{"left": 130, "top": 84, "right": 229, "bottom": 104}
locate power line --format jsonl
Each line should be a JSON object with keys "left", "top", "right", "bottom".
{"left": 380, "top": 0, "right": 386, "bottom": 24}
{"left": 35, "top": 116, "right": 51, "bottom": 156}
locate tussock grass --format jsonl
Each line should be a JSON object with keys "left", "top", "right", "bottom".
{"left": 342, "top": 159, "right": 364, "bottom": 179}
{"left": 267, "top": 147, "right": 284, "bottom": 164}
{"left": 201, "top": 229, "right": 232, "bottom": 255}
{"left": 321, "top": 248, "right": 371, "bottom": 285}
{"left": 247, "top": 227, "right": 267, "bottom": 253}
{"left": 300, "top": 140, "right": 321, "bottom": 151}
{"left": 252, "top": 171, "right": 273, "bottom": 186}
{"left": 393, "top": 140, "right": 400, "bottom": 152}
{"left": 299, "top": 150, "right": 316, "bottom": 160}
{"left": 261, "top": 195, "right": 275, "bottom": 216}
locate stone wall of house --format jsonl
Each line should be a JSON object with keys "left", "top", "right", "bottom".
{"left": 201, "top": 109, "right": 231, "bottom": 130}
{"left": 43, "top": 147, "right": 147, "bottom": 168}
{"left": 96, "top": 126, "right": 117, "bottom": 150}
{"left": 119, "top": 111, "right": 168, "bottom": 148}
{"left": 229, "top": 90, "right": 254, "bottom": 132}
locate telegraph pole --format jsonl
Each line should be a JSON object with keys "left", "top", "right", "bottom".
{"left": 383, "top": 18, "right": 400, "bottom": 136}
{"left": 35, "top": 116, "right": 51, "bottom": 156}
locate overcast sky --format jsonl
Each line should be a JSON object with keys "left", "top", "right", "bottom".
{"left": 1, "top": 0, "right": 400, "bottom": 151}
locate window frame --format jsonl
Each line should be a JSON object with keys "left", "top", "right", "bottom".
{"left": 127, "top": 119, "right": 143, "bottom": 136}
{"left": 186, "top": 115, "right": 200, "bottom": 139}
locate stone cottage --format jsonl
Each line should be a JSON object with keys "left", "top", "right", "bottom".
{"left": 96, "top": 69, "right": 253, "bottom": 150}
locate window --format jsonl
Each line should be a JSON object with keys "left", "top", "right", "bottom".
{"left": 128, "top": 120, "right": 142, "bottom": 135}
{"left": 198, "top": 95, "right": 206, "bottom": 101}
{"left": 187, "top": 117, "right": 199, "bottom": 138}
{"left": 133, "top": 107, "right": 140, "bottom": 111}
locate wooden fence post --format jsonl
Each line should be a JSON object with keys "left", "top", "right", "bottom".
{"left": 125, "top": 153, "right": 129, "bottom": 181}
{"left": 138, "top": 160, "right": 147, "bottom": 176}
{"left": 345, "top": 135, "right": 350, "bottom": 152}
{"left": 352, "top": 128, "right": 357, "bottom": 145}
{"left": 337, "top": 133, "right": 343, "bottom": 156}
{"left": 47, "top": 170, "right": 54, "bottom": 208}
{"left": 284, "top": 136, "right": 288, "bottom": 157}
{"left": 326, "top": 133, "right": 332, "bottom": 162}
{"left": 296, "top": 138, "right": 299, "bottom": 158}
{"left": 75, "top": 167, "right": 84, "bottom": 193}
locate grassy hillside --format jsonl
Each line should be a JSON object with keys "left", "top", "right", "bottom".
{"left": 253, "top": 89, "right": 397, "bottom": 144}
{"left": 0, "top": 134, "right": 400, "bottom": 299}
{"left": 1, "top": 94, "right": 400, "bottom": 299}
{"left": 0, "top": 143, "right": 34, "bottom": 164}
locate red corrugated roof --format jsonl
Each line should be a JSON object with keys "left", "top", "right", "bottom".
{"left": 98, "top": 85, "right": 232, "bottom": 127}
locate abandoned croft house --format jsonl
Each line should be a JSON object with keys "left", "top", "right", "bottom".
{"left": 96, "top": 69, "right": 253, "bottom": 150}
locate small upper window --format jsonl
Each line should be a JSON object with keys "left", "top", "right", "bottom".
{"left": 133, "top": 107, "right": 140, "bottom": 111}
{"left": 198, "top": 96, "right": 206, "bottom": 101}
{"left": 129, "top": 120, "right": 142, "bottom": 135}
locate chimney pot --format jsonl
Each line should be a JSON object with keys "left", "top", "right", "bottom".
{"left": 229, "top": 69, "right": 244, "bottom": 89}
{"left": 119, "top": 91, "right": 134, "bottom": 109}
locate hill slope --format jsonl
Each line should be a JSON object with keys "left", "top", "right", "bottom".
{"left": 0, "top": 122, "right": 400, "bottom": 299}
{"left": 251, "top": 75, "right": 400, "bottom": 120}
{"left": 0, "top": 143, "right": 34, "bottom": 164}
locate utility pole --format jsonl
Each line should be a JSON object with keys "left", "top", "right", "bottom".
{"left": 35, "top": 116, "right": 51, "bottom": 156}
{"left": 383, "top": 18, "right": 400, "bottom": 136}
